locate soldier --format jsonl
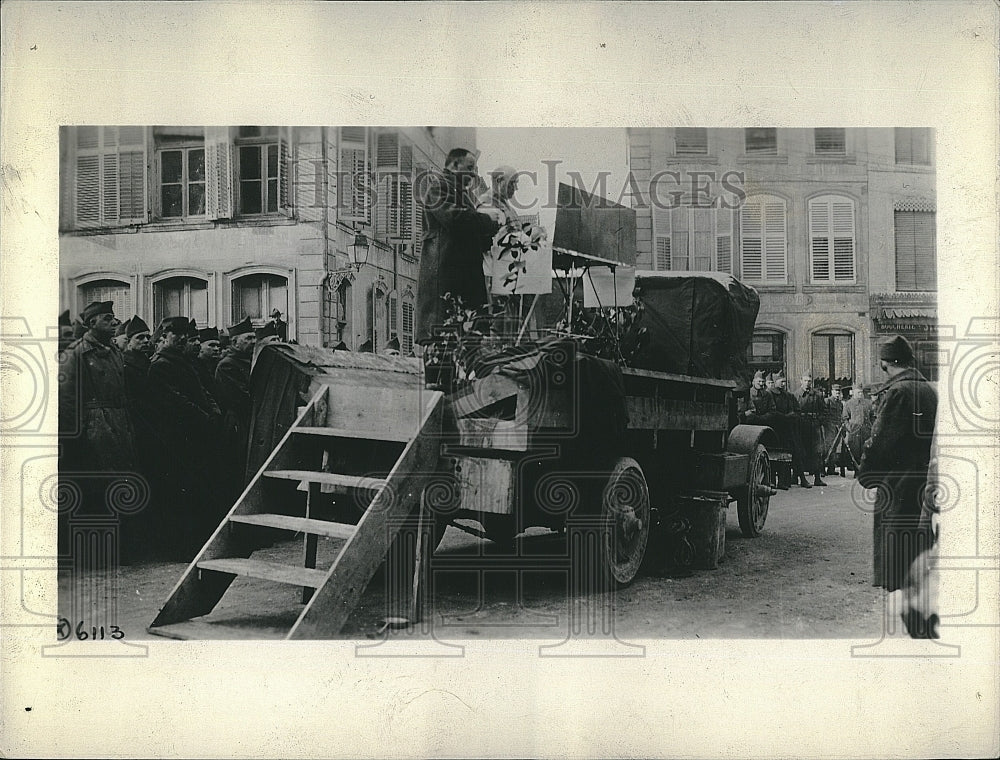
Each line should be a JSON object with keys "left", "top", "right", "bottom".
{"left": 743, "top": 369, "right": 776, "bottom": 424}
{"left": 764, "top": 372, "right": 775, "bottom": 393}
{"left": 843, "top": 380, "right": 874, "bottom": 477}
{"left": 797, "top": 373, "right": 828, "bottom": 487}
{"left": 857, "top": 336, "right": 938, "bottom": 629}
{"left": 58, "top": 301, "right": 136, "bottom": 555}
{"left": 196, "top": 326, "right": 223, "bottom": 401}
{"left": 112, "top": 320, "right": 129, "bottom": 352}
{"left": 216, "top": 317, "right": 256, "bottom": 498}
{"left": 58, "top": 309, "right": 74, "bottom": 353}
{"left": 824, "top": 384, "right": 846, "bottom": 477}
{"left": 768, "top": 370, "right": 810, "bottom": 488}
{"left": 266, "top": 308, "right": 288, "bottom": 342}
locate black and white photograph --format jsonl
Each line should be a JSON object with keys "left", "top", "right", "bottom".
{"left": 2, "top": 2, "right": 998, "bottom": 758}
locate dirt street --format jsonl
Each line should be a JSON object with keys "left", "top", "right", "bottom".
{"left": 57, "top": 472, "right": 889, "bottom": 642}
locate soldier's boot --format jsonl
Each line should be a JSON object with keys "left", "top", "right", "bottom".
{"left": 798, "top": 473, "right": 812, "bottom": 488}
{"left": 839, "top": 466, "right": 846, "bottom": 478}
{"left": 813, "top": 473, "right": 827, "bottom": 487}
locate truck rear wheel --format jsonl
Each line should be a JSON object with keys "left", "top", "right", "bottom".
{"left": 599, "top": 457, "right": 650, "bottom": 585}
{"left": 737, "top": 443, "right": 771, "bottom": 537}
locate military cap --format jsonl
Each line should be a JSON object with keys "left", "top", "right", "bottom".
{"left": 879, "top": 335, "right": 914, "bottom": 364}
{"left": 227, "top": 317, "right": 254, "bottom": 337}
{"left": 255, "top": 322, "right": 279, "bottom": 340}
{"left": 58, "top": 310, "right": 71, "bottom": 327}
{"left": 774, "top": 369, "right": 785, "bottom": 379}
{"left": 126, "top": 315, "right": 150, "bottom": 337}
{"left": 765, "top": 373, "right": 775, "bottom": 383}
{"left": 198, "top": 326, "right": 220, "bottom": 342}
{"left": 831, "top": 384, "right": 842, "bottom": 391}
{"left": 80, "top": 300, "right": 114, "bottom": 324}
{"left": 158, "top": 316, "right": 191, "bottom": 334}
{"left": 752, "top": 370, "right": 765, "bottom": 381}
{"left": 270, "top": 308, "right": 282, "bottom": 318}
{"left": 187, "top": 318, "right": 199, "bottom": 337}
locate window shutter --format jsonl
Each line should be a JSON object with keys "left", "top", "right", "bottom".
{"left": 652, "top": 201, "right": 671, "bottom": 270}
{"left": 74, "top": 126, "right": 147, "bottom": 227}
{"left": 763, "top": 200, "right": 786, "bottom": 281}
{"left": 740, "top": 200, "right": 763, "bottom": 281}
{"left": 810, "top": 200, "right": 831, "bottom": 280}
{"left": 76, "top": 154, "right": 100, "bottom": 225}
{"left": 389, "top": 293, "right": 398, "bottom": 334}
{"left": 204, "top": 127, "right": 234, "bottom": 220}
{"left": 340, "top": 127, "right": 369, "bottom": 224}
{"left": 692, "top": 207, "right": 713, "bottom": 270}
{"left": 399, "top": 178, "right": 412, "bottom": 240}
{"left": 401, "top": 299, "right": 414, "bottom": 355}
{"left": 895, "top": 211, "right": 936, "bottom": 291}
{"left": 675, "top": 128, "right": 708, "bottom": 155}
{"left": 715, "top": 207, "right": 733, "bottom": 274}
{"left": 376, "top": 131, "right": 399, "bottom": 171}
{"left": 413, "top": 165, "right": 426, "bottom": 257}
{"left": 279, "top": 127, "right": 291, "bottom": 216}
{"left": 831, "top": 200, "right": 855, "bottom": 281}
{"left": 399, "top": 143, "right": 413, "bottom": 174}
{"left": 814, "top": 128, "right": 846, "bottom": 154}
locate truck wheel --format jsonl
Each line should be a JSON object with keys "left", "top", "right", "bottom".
{"left": 737, "top": 444, "right": 771, "bottom": 537}
{"left": 600, "top": 457, "right": 650, "bottom": 585}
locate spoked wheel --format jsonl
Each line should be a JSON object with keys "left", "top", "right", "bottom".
{"left": 737, "top": 444, "right": 772, "bottom": 537}
{"left": 599, "top": 457, "right": 651, "bottom": 585}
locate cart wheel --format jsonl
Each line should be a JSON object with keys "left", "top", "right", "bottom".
{"left": 600, "top": 457, "right": 651, "bottom": 585}
{"left": 737, "top": 444, "right": 771, "bottom": 538}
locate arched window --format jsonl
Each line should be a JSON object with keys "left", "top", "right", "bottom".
{"left": 401, "top": 296, "right": 415, "bottom": 355}
{"left": 739, "top": 195, "right": 786, "bottom": 283}
{"left": 153, "top": 276, "right": 209, "bottom": 326}
{"left": 79, "top": 278, "right": 131, "bottom": 319}
{"left": 232, "top": 273, "right": 287, "bottom": 326}
{"left": 811, "top": 331, "right": 855, "bottom": 392}
{"left": 809, "top": 195, "right": 856, "bottom": 283}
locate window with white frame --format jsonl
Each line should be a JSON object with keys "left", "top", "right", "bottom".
{"left": 154, "top": 276, "right": 209, "bottom": 326}
{"left": 814, "top": 128, "right": 846, "bottom": 155}
{"left": 340, "top": 127, "right": 370, "bottom": 223}
{"left": 79, "top": 279, "right": 131, "bottom": 319}
{"left": 809, "top": 195, "right": 856, "bottom": 283}
{"left": 374, "top": 131, "right": 416, "bottom": 242}
{"left": 744, "top": 128, "right": 777, "bottom": 155}
{"left": 675, "top": 128, "right": 708, "bottom": 155}
{"left": 652, "top": 201, "right": 733, "bottom": 273}
{"left": 73, "top": 126, "right": 147, "bottom": 228}
{"left": 236, "top": 127, "right": 286, "bottom": 215}
{"left": 739, "top": 195, "right": 787, "bottom": 283}
{"left": 401, "top": 298, "right": 414, "bottom": 355}
{"left": 894, "top": 210, "right": 936, "bottom": 291}
{"left": 232, "top": 273, "right": 288, "bottom": 325}
{"left": 158, "top": 146, "right": 206, "bottom": 218}
{"left": 895, "top": 128, "right": 932, "bottom": 165}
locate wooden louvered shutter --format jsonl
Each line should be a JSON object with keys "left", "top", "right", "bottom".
{"left": 413, "top": 161, "right": 427, "bottom": 257}
{"left": 205, "top": 127, "right": 234, "bottom": 220}
{"left": 652, "top": 200, "right": 671, "bottom": 270}
{"left": 401, "top": 299, "right": 414, "bottom": 355}
{"left": 763, "top": 199, "right": 787, "bottom": 282}
{"left": 810, "top": 196, "right": 855, "bottom": 282}
{"left": 75, "top": 126, "right": 146, "bottom": 227}
{"left": 389, "top": 292, "right": 398, "bottom": 335}
{"left": 692, "top": 207, "right": 713, "bottom": 271}
{"left": 894, "top": 211, "right": 936, "bottom": 291}
{"left": 715, "top": 207, "right": 733, "bottom": 274}
{"left": 831, "top": 199, "right": 855, "bottom": 281}
{"left": 279, "top": 127, "right": 291, "bottom": 216}
{"left": 75, "top": 126, "right": 101, "bottom": 226}
{"left": 740, "top": 200, "right": 763, "bottom": 281}
{"left": 117, "top": 127, "right": 146, "bottom": 222}
{"left": 340, "top": 127, "right": 369, "bottom": 223}
{"left": 810, "top": 200, "right": 831, "bottom": 281}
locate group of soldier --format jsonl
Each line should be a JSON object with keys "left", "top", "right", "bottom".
{"left": 743, "top": 368, "right": 875, "bottom": 489}
{"left": 57, "top": 301, "right": 289, "bottom": 563}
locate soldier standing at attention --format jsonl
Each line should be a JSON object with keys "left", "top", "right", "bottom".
{"left": 58, "top": 301, "right": 136, "bottom": 555}
{"left": 843, "top": 380, "right": 874, "bottom": 477}
{"left": 768, "top": 370, "right": 810, "bottom": 488}
{"left": 196, "top": 326, "right": 223, "bottom": 402}
{"left": 797, "top": 373, "right": 828, "bottom": 487}
{"left": 824, "top": 384, "right": 846, "bottom": 477}
{"left": 743, "top": 369, "right": 776, "bottom": 424}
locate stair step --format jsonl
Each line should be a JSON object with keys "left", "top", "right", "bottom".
{"left": 229, "top": 513, "right": 356, "bottom": 540}
{"left": 263, "top": 470, "right": 387, "bottom": 492}
{"left": 148, "top": 619, "right": 287, "bottom": 640}
{"left": 293, "top": 426, "right": 411, "bottom": 443}
{"left": 197, "top": 558, "right": 327, "bottom": 588}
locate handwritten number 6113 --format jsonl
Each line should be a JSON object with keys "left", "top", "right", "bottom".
{"left": 56, "top": 618, "right": 124, "bottom": 641}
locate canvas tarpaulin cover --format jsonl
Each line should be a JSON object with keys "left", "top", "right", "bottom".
{"left": 622, "top": 272, "right": 760, "bottom": 388}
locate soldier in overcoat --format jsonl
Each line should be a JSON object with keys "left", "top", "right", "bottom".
{"left": 743, "top": 369, "right": 776, "bottom": 423}
{"left": 767, "top": 370, "right": 810, "bottom": 488}
{"left": 415, "top": 148, "right": 502, "bottom": 344}
{"left": 858, "top": 336, "right": 937, "bottom": 594}
{"left": 215, "top": 317, "right": 256, "bottom": 499}
{"left": 842, "top": 380, "right": 874, "bottom": 475}
{"left": 797, "top": 373, "right": 828, "bottom": 487}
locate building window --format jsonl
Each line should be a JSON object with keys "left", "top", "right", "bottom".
{"left": 336, "top": 279, "right": 351, "bottom": 345}
{"left": 235, "top": 127, "right": 286, "bottom": 216}
{"left": 652, "top": 202, "right": 733, "bottom": 273}
{"left": 73, "top": 126, "right": 147, "bottom": 228}
{"left": 153, "top": 276, "right": 208, "bottom": 326}
{"left": 739, "top": 195, "right": 787, "bottom": 283}
{"left": 814, "top": 128, "right": 846, "bottom": 155}
{"left": 232, "top": 273, "right": 288, "bottom": 325}
{"left": 159, "top": 147, "right": 206, "bottom": 218}
{"left": 895, "top": 128, "right": 932, "bottom": 165}
{"left": 675, "top": 128, "right": 708, "bottom": 155}
{"left": 340, "top": 127, "right": 370, "bottom": 224}
{"left": 744, "top": 128, "right": 777, "bottom": 155}
{"left": 811, "top": 332, "right": 855, "bottom": 392}
{"left": 401, "top": 298, "right": 414, "bottom": 355}
{"left": 894, "top": 210, "right": 936, "bottom": 291}
{"left": 79, "top": 279, "right": 131, "bottom": 319}
{"left": 747, "top": 330, "right": 785, "bottom": 377}
{"left": 809, "top": 195, "right": 856, "bottom": 283}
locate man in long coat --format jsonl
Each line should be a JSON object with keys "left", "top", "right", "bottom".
{"left": 196, "top": 326, "right": 223, "bottom": 402}
{"left": 823, "top": 384, "right": 846, "bottom": 477}
{"left": 858, "top": 336, "right": 937, "bottom": 595}
{"left": 797, "top": 373, "right": 828, "bottom": 487}
{"left": 58, "top": 301, "right": 137, "bottom": 555}
{"left": 767, "top": 370, "right": 810, "bottom": 488}
{"left": 215, "top": 317, "right": 256, "bottom": 499}
{"left": 415, "top": 148, "right": 502, "bottom": 344}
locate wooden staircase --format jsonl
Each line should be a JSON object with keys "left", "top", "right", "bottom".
{"left": 147, "top": 377, "right": 444, "bottom": 640}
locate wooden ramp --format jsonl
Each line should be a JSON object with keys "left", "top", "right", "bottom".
{"left": 148, "top": 375, "right": 444, "bottom": 640}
